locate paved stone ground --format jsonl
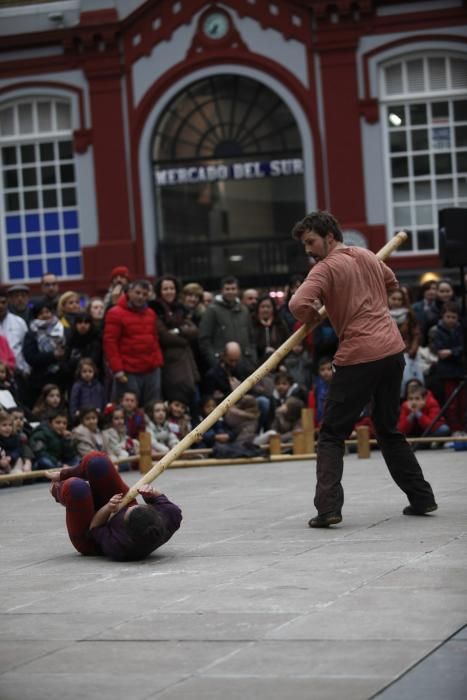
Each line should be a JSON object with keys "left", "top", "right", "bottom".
{"left": 1, "top": 450, "right": 466, "bottom": 700}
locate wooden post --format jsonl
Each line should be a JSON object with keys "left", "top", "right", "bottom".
{"left": 138, "top": 432, "right": 152, "bottom": 474}
{"left": 356, "top": 425, "right": 370, "bottom": 459}
{"left": 113, "top": 231, "right": 409, "bottom": 513}
{"left": 301, "top": 407, "right": 315, "bottom": 454}
{"left": 292, "top": 430, "right": 305, "bottom": 455}
{"left": 269, "top": 433, "right": 281, "bottom": 456}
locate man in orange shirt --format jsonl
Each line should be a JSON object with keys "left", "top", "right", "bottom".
{"left": 289, "top": 211, "right": 437, "bottom": 527}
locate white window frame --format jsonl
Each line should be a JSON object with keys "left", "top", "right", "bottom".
{"left": 0, "top": 96, "right": 83, "bottom": 282}
{"left": 380, "top": 52, "right": 467, "bottom": 255}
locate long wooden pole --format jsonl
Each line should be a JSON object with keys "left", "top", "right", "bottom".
{"left": 115, "top": 231, "right": 408, "bottom": 512}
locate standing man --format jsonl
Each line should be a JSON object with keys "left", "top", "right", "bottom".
{"left": 103, "top": 279, "right": 163, "bottom": 406}
{"left": 199, "top": 276, "right": 257, "bottom": 373}
{"left": 289, "top": 211, "right": 437, "bottom": 527}
{"left": 7, "top": 284, "right": 32, "bottom": 324}
{"left": 31, "top": 273, "right": 60, "bottom": 312}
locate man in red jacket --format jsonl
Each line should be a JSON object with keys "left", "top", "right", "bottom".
{"left": 103, "top": 280, "right": 163, "bottom": 406}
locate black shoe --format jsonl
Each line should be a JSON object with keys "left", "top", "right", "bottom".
{"left": 308, "top": 512, "right": 342, "bottom": 528}
{"left": 403, "top": 503, "right": 438, "bottom": 516}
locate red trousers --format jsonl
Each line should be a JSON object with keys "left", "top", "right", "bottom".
{"left": 52, "top": 452, "right": 136, "bottom": 555}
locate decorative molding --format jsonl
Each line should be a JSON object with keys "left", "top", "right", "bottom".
{"left": 0, "top": 79, "right": 87, "bottom": 129}
{"left": 73, "top": 127, "right": 92, "bottom": 153}
{"left": 359, "top": 97, "right": 379, "bottom": 123}
{"left": 187, "top": 5, "right": 247, "bottom": 58}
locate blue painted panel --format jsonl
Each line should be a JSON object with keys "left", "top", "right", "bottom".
{"left": 26, "top": 237, "right": 42, "bottom": 255}
{"left": 6, "top": 216, "right": 21, "bottom": 234}
{"left": 45, "top": 235, "right": 61, "bottom": 254}
{"left": 64, "top": 233, "right": 80, "bottom": 252}
{"left": 63, "top": 210, "right": 78, "bottom": 229}
{"left": 8, "top": 261, "right": 24, "bottom": 279}
{"left": 7, "top": 238, "right": 22, "bottom": 256}
{"left": 28, "top": 259, "right": 43, "bottom": 278}
{"left": 43, "top": 212, "right": 59, "bottom": 231}
{"left": 25, "top": 214, "right": 40, "bottom": 232}
{"left": 66, "top": 256, "right": 82, "bottom": 275}
{"left": 48, "top": 258, "right": 62, "bottom": 276}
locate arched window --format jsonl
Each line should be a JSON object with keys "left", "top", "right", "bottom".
{"left": 0, "top": 97, "right": 82, "bottom": 281}
{"left": 381, "top": 53, "right": 467, "bottom": 253}
{"left": 152, "top": 75, "right": 306, "bottom": 283}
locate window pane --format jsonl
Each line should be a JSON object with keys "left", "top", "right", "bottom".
{"left": 409, "top": 104, "right": 427, "bottom": 125}
{"left": 411, "top": 129, "right": 428, "bottom": 150}
{"left": 397, "top": 229, "right": 413, "bottom": 251}
{"left": 42, "top": 189, "right": 58, "bottom": 208}
{"left": 60, "top": 164, "right": 75, "bottom": 182}
{"left": 455, "top": 126, "right": 467, "bottom": 148}
{"left": 390, "top": 131, "right": 407, "bottom": 152}
{"left": 4, "top": 170, "right": 18, "bottom": 188}
{"left": 40, "top": 142, "right": 55, "bottom": 161}
{"left": 18, "top": 103, "right": 33, "bottom": 134}
{"left": 413, "top": 155, "right": 430, "bottom": 176}
{"left": 457, "top": 152, "right": 467, "bottom": 171}
{"left": 37, "top": 102, "right": 52, "bottom": 132}
{"left": 415, "top": 204, "right": 432, "bottom": 225}
{"left": 56, "top": 102, "right": 71, "bottom": 130}
{"left": 5, "top": 192, "right": 20, "bottom": 211}
{"left": 453, "top": 100, "right": 467, "bottom": 122}
{"left": 407, "top": 59, "right": 424, "bottom": 92}
{"left": 432, "top": 102, "right": 449, "bottom": 120}
{"left": 394, "top": 206, "right": 411, "bottom": 227}
{"left": 436, "top": 179, "right": 453, "bottom": 199}
{"left": 24, "top": 191, "right": 38, "bottom": 209}
{"left": 418, "top": 230, "right": 435, "bottom": 250}
{"left": 451, "top": 59, "right": 467, "bottom": 89}
{"left": 20, "top": 144, "right": 35, "bottom": 163}
{"left": 58, "top": 141, "right": 73, "bottom": 160}
{"left": 431, "top": 126, "right": 451, "bottom": 150}
{"left": 22, "top": 167, "right": 37, "bottom": 187}
{"left": 0, "top": 106, "right": 15, "bottom": 136}
{"left": 2, "top": 146, "right": 16, "bottom": 165}
{"left": 391, "top": 157, "right": 408, "bottom": 178}
{"left": 387, "top": 106, "right": 405, "bottom": 127}
{"left": 428, "top": 57, "right": 447, "bottom": 91}
{"left": 458, "top": 177, "right": 467, "bottom": 197}
{"left": 41, "top": 166, "right": 56, "bottom": 185}
{"left": 415, "top": 181, "right": 431, "bottom": 200}
{"left": 385, "top": 64, "right": 403, "bottom": 94}
{"left": 435, "top": 153, "right": 452, "bottom": 175}
{"left": 392, "top": 182, "right": 410, "bottom": 201}
{"left": 62, "top": 187, "right": 76, "bottom": 206}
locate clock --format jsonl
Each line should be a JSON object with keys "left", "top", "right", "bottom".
{"left": 203, "top": 11, "right": 229, "bottom": 40}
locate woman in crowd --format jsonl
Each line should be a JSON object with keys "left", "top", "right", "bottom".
{"left": 150, "top": 274, "right": 200, "bottom": 412}
{"left": 252, "top": 294, "right": 289, "bottom": 363}
{"left": 412, "top": 280, "right": 439, "bottom": 346}
{"left": 57, "top": 291, "right": 82, "bottom": 332}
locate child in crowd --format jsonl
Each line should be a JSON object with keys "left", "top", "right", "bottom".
{"left": 9, "top": 405, "right": 34, "bottom": 461}
{"left": 69, "top": 358, "right": 105, "bottom": 422}
{"left": 281, "top": 341, "right": 313, "bottom": 391}
{"left": 271, "top": 371, "right": 308, "bottom": 414}
{"left": 0, "top": 360, "right": 18, "bottom": 407}
{"left": 72, "top": 407, "right": 106, "bottom": 458}
{"left": 194, "top": 395, "right": 232, "bottom": 449}
{"left": 167, "top": 397, "right": 192, "bottom": 440}
{"left": 398, "top": 385, "right": 450, "bottom": 438}
{"left": 120, "top": 391, "right": 145, "bottom": 440}
{"left": 30, "top": 409, "right": 79, "bottom": 470}
{"left": 222, "top": 394, "right": 261, "bottom": 456}
{"left": 0, "top": 410, "right": 32, "bottom": 474}
{"left": 307, "top": 356, "right": 333, "bottom": 427}
{"left": 254, "top": 396, "right": 304, "bottom": 446}
{"left": 102, "top": 404, "right": 139, "bottom": 470}
{"left": 429, "top": 302, "right": 466, "bottom": 432}
{"left": 144, "top": 399, "right": 179, "bottom": 456}
{"left": 31, "top": 384, "right": 66, "bottom": 422}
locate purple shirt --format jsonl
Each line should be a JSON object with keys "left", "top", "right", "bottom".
{"left": 90, "top": 494, "right": 182, "bottom": 561}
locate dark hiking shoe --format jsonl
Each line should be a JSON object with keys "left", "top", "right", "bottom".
{"left": 403, "top": 503, "right": 438, "bottom": 516}
{"left": 308, "top": 512, "right": 342, "bottom": 528}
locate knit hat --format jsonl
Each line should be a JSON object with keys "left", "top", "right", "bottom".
{"left": 111, "top": 266, "right": 130, "bottom": 280}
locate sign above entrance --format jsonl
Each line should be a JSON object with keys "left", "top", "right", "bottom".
{"left": 154, "top": 158, "right": 304, "bottom": 186}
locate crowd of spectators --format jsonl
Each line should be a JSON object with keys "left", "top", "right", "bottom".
{"left": 0, "top": 266, "right": 466, "bottom": 477}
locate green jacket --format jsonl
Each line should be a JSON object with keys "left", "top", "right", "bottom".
{"left": 30, "top": 424, "right": 77, "bottom": 467}
{"left": 198, "top": 295, "right": 257, "bottom": 369}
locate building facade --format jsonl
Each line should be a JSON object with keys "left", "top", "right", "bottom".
{"left": 0, "top": 0, "right": 466, "bottom": 293}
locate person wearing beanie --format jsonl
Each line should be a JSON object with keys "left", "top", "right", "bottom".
{"left": 46, "top": 451, "right": 182, "bottom": 561}
{"left": 104, "top": 266, "right": 131, "bottom": 310}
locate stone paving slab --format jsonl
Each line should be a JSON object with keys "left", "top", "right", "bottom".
{"left": 1, "top": 451, "right": 466, "bottom": 700}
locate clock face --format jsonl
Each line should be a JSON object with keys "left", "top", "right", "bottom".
{"left": 203, "top": 12, "right": 229, "bottom": 40}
